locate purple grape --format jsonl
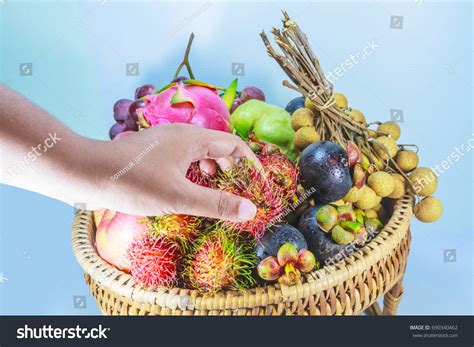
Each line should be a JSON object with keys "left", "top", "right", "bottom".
{"left": 124, "top": 115, "right": 138, "bottom": 131}
{"left": 109, "top": 122, "right": 127, "bottom": 140}
{"left": 134, "top": 84, "right": 156, "bottom": 99}
{"left": 241, "top": 86, "right": 265, "bottom": 102}
{"left": 171, "top": 76, "right": 188, "bottom": 83}
{"left": 129, "top": 99, "right": 146, "bottom": 121}
{"left": 230, "top": 97, "right": 244, "bottom": 113}
{"left": 113, "top": 99, "right": 133, "bottom": 121}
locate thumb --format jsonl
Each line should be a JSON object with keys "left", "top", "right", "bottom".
{"left": 178, "top": 180, "right": 257, "bottom": 222}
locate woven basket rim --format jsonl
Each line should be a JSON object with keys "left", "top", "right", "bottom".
{"left": 72, "top": 194, "right": 413, "bottom": 311}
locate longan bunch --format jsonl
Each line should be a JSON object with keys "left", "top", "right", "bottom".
{"left": 331, "top": 95, "right": 443, "bottom": 223}
{"left": 261, "top": 16, "right": 442, "bottom": 225}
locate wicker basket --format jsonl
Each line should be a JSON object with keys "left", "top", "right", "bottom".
{"left": 71, "top": 193, "right": 413, "bottom": 316}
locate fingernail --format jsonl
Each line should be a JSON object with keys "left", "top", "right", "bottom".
{"left": 238, "top": 200, "right": 257, "bottom": 221}
{"left": 221, "top": 158, "right": 232, "bottom": 172}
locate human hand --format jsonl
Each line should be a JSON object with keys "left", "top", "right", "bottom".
{"left": 85, "top": 123, "right": 259, "bottom": 221}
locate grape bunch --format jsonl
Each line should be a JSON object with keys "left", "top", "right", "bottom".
{"left": 109, "top": 84, "right": 156, "bottom": 140}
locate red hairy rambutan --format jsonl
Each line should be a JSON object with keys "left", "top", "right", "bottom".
{"left": 185, "top": 227, "right": 256, "bottom": 293}
{"left": 186, "top": 162, "right": 211, "bottom": 187}
{"left": 212, "top": 156, "right": 289, "bottom": 239}
{"left": 146, "top": 214, "right": 201, "bottom": 246}
{"left": 255, "top": 143, "right": 298, "bottom": 201}
{"left": 127, "top": 234, "right": 181, "bottom": 288}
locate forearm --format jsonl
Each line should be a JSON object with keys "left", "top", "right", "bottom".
{"left": 0, "top": 84, "right": 100, "bottom": 206}
{"left": 0, "top": 85, "right": 258, "bottom": 220}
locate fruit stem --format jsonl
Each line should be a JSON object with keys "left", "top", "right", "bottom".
{"left": 367, "top": 121, "right": 382, "bottom": 126}
{"left": 398, "top": 144, "right": 420, "bottom": 153}
{"left": 173, "top": 33, "right": 196, "bottom": 79}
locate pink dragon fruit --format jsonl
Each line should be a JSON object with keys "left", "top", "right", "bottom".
{"left": 136, "top": 81, "right": 231, "bottom": 132}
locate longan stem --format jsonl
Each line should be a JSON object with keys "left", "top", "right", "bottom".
{"left": 260, "top": 12, "right": 415, "bottom": 183}
{"left": 398, "top": 144, "right": 420, "bottom": 153}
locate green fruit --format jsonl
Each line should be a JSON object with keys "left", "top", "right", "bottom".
{"left": 377, "top": 121, "right": 401, "bottom": 140}
{"left": 291, "top": 108, "right": 314, "bottom": 130}
{"left": 367, "top": 171, "right": 395, "bottom": 197}
{"left": 316, "top": 205, "right": 338, "bottom": 232}
{"left": 340, "top": 220, "right": 363, "bottom": 233}
{"left": 337, "top": 205, "right": 356, "bottom": 222}
{"left": 331, "top": 225, "right": 354, "bottom": 245}
{"left": 409, "top": 167, "right": 438, "bottom": 196}
{"left": 354, "top": 209, "right": 365, "bottom": 224}
{"left": 365, "top": 218, "right": 383, "bottom": 234}
{"left": 254, "top": 112, "right": 294, "bottom": 147}
{"left": 277, "top": 243, "right": 299, "bottom": 266}
{"left": 395, "top": 150, "right": 419, "bottom": 172}
{"left": 231, "top": 99, "right": 297, "bottom": 159}
{"left": 414, "top": 196, "right": 443, "bottom": 223}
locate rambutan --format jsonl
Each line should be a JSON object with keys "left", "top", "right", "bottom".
{"left": 186, "top": 162, "right": 211, "bottom": 187}
{"left": 212, "top": 158, "right": 287, "bottom": 239}
{"left": 127, "top": 234, "right": 181, "bottom": 288}
{"left": 185, "top": 227, "right": 257, "bottom": 293}
{"left": 255, "top": 143, "right": 298, "bottom": 200}
{"left": 145, "top": 214, "right": 201, "bottom": 246}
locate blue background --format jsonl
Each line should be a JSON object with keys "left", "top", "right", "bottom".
{"left": 0, "top": 1, "right": 472, "bottom": 315}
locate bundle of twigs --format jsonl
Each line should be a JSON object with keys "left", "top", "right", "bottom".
{"left": 260, "top": 11, "right": 415, "bottom": 189}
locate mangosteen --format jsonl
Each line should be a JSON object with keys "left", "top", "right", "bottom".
{"left": 298, "top": 205, "right": 357, "bottom": 266}
{"left": 298, "top": 141, "right": 352, "bottom": 203}
{"left": 255, "top": 224, "right": 307, "bottom": 261}
{"left": 285, "top": 96, "right": 305, "bottom": 114}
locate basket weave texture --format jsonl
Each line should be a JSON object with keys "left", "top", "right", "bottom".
{"left": 72, "top": 194, "right": 413, "bottom": 316}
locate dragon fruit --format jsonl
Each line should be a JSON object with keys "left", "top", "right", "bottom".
{"left": 136, "top": 81, "right": 231, "bottom": 132}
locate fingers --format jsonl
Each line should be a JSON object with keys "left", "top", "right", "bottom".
{"left": 215, "top": 157, "right": 232, "bottom": 172}
{"left": 175, "top": 179, "right": 257, "bottom": 222}
{"left": 192, "top": 129, "right": 263, "bottom": 170}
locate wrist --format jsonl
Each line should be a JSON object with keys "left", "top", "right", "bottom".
{"left": 62, "top": 135, "right": 111, "bottom": 209}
